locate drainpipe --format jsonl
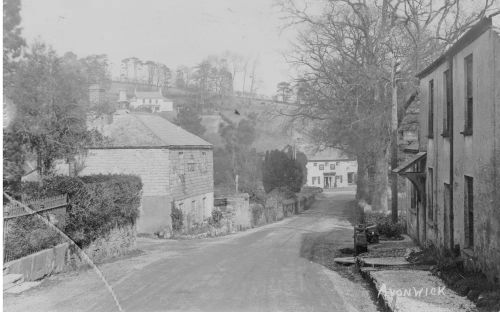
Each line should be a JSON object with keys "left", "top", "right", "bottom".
{"left": 448, "top": 56, "right": 455, "bottom": 251}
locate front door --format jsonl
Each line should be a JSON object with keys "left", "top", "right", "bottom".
{"left": 324, "top": 176, "right": 333, "bottom": 189}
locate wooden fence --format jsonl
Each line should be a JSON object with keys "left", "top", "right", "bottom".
{"left": 3, "top": 194, "right": 68, "bottom": 263}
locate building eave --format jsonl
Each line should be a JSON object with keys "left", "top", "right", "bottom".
{"left": 416, "top": 17, "right": 493, "bottom": 79}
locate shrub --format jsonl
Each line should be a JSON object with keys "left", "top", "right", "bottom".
{"left": 377, "top": 221, "right": 404, "bottom": 238}
{"left": 170, "top": 206, "right": 183, "bottom": 232}
{"left": 20, "top": 174, "right": 142, "bottom": 248}
{"left": 210, "top": 209, "right": 224, "bottom": 227}
{"left": 364, "top": 211, "right": 404, "bottom": 239}
{"left": 4, "top": 215, "right": 63, "bottom": 261}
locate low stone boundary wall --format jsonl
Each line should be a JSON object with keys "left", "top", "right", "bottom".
{"left": 4, "top": 225, "right": 136, "bottom": 281}
{"left": 82, "top": 224, "right": 136, "bottom": 263}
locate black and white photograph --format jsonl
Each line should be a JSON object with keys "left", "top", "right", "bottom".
{"left": 3, "top": 0, "right": 500, "bottom": 311}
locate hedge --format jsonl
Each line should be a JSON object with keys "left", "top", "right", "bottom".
{"left": 19, "top": 174, "right": 142, "bottom": 248}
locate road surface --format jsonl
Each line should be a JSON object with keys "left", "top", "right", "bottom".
{"left": 4, "top": 191, "right": 379, "bottom": 312}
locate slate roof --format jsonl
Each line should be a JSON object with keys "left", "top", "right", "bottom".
{"left": 135, "top": 90, "right": 167, "bottom": 100}
{"left": 305, "top": 148, "right": 352, "bottom": 161}
{"left": 92, "top": 112, "right": 211, "bottom": 148}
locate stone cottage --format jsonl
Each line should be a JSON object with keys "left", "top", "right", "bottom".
{"left": 82, "top": 110, "right": 214, "bottom": 234}
{"left": 395, "top": 15, "right": 500, "bottom": 283}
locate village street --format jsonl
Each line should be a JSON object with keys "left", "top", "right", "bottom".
{"left": 4, "top": 191, "right": 379, "bottom": 312}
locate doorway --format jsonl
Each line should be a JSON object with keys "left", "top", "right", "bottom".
{"left": 324, "top": 176, "right": 333, "bottom": 189}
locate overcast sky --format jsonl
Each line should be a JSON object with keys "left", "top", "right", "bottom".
{"left": 20, "top": 0, "right": 295, "bottom": 95}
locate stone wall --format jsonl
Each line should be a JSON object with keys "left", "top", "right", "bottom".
{"left": 82, "top": 224, "right": 137, "bottom": 263}
{"left": 5, "top": 224, "right": 137, "bottom": 281}
{"left": 216, "top": 194, "right": 251, "bottom": 231}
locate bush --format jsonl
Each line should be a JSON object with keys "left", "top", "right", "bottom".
{"left": 364, "top": 211, "right": 404, "bottom": 239}
{"left": 209, "top": 209, "right": 224, "bottom": 227}
{"left": 170, "top": 206, "right": 183, "bottom": 232}
{"left": 4, "top": 215, "right": 63, "bottom": 261}
{"left": 20, "top": 174, "right": 142, "bottom": 248}
{"left": 377, "top": 221, "right": 404, "bottom": 238}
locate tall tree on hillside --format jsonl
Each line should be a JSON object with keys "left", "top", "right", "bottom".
{"left": 262, "top": 150, "right": 304, "bottom": 193}
{"left": 6, "top": 42, "right": 99, "bottom": 177}
{"left": 174, "top": 106, "right": 206, "bottom": 137}
{"left": 3, "top": 0, "right": 25, "bottom": 82}
{"left": 276, "top": 81, "right": 292, "bottom": 103}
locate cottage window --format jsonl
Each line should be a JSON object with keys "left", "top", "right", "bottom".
{"left": 428, "top": 79, "right": 434, "bottom": 138}
{"left": 463, "top": 54, "right": 473, "bottom": 135}
{"left": 319, "top": 164, "right": 324, "bottom": 170}
{"left": 442, "top": 70, "right": 452, "bottom": 137}
{"left": 330, "top": 164, "right": 335, "bottom": 170}
{"left": 464, "top": 176, "right": 474, "bottom": 248}
{"left": 347, "top": 172, "right": 354, "bottom": 184}
{"left": 427, "top": 168, "right": 434, "bottom": 221}
{"left": 313, "top": 163, "right": 317, "bottom": 167}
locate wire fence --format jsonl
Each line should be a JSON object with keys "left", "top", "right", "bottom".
{"left": 3, "top": 194, "right": 68, "bottom": 263}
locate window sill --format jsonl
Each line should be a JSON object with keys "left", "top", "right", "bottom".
{"left": 441, "top": 132, "right": 450, "bottom": 138}
{"left": 427, "top": 134, "right": 434, "bottom": 139}
{"left": 460, "top": 129, "right": 473, "bottom": 136}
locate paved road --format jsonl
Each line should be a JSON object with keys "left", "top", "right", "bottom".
{"left": 4, "top": 191, "right": 379, "bottom": 312}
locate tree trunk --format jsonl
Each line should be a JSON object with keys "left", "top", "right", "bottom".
{"left": 371, "top": 148, "right": 389, "bottom": 212}
{"left": 356, "top": 155, "right": 370, "bottom": 202}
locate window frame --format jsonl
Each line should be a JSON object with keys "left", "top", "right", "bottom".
{"left": 428, "top": 79, "right": 434, "bottom": 138}
{"left": 319, "top": 164, "right": 324, "bottom": 171}
{"left": 462, "top": 54, "right": 473, "bottom": 136}
{"left": 442, "top": 70, "right": 452, "bottom": 138}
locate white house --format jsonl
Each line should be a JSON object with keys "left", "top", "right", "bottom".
{"left": 130, "top": 89, "right": 173, "bottom": 112}
{"left": 305, "top": 149, "right": 357, "bottom": 189}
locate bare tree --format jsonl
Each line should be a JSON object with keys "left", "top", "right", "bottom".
{"left": 278, "top": 0, "right": 494, "bottom": 212}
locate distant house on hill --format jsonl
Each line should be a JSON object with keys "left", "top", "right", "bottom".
{"left": 305, "top": 148, "right": 357, "bottom": 189}
{"left": 82, "top": 111, "right": 214, "bottom": 234}
{"left": 130, "top": 89, "right": 173, "bottom": 112}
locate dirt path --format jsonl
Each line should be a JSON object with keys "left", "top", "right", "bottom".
{"left": 4, "top": 191, "right": 379, "bottom": 312}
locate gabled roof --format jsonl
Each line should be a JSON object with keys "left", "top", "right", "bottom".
{"left": 89, "top": 112, "right": 211, "bottom": 148}
{"left": 305, "top": 148, "right": 352, "bottom": 161}
{"left": 417, "top": 16, "right": 497, "bottom": 79}
{"left": 134, "top": 89, "right": 168, "bottom": 100}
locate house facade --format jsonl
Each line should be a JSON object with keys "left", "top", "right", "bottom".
{"left": 305, "top": 149, "right": 357, "bottom": 189}
{"left": 397, "top": 16, "right": 500, "bottom": 283}
{"left": 82, "top": 111, "right": 214, "bottom": 234}
{"left": 129, "top": 89, "right": 173, "bottom": 112}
